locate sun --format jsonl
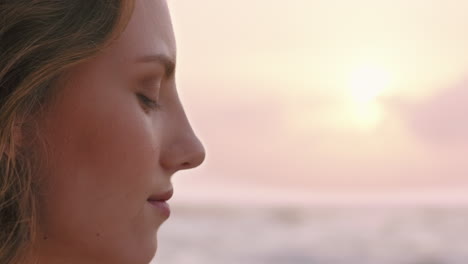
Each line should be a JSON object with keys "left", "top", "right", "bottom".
{"left": 348, "top": 65, "right": 391, "bottom": 103}
{"left": 345, "top": 64, "right": 393, "bottom": 129}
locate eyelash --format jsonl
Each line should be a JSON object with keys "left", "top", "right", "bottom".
{"left": 137, "top": 93, "right": 163, "bottom": 111}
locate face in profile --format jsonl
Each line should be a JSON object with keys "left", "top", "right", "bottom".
{"left": 29, "top": 0, "right": 206, "bottom": 263}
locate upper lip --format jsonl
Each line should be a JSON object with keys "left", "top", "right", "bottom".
{"left": 147, "top": 188, "right": 174, "bottom": 202}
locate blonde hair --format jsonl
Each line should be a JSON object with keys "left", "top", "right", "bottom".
{"left": 0, "top": 1, "right": 135, "bottom": 263}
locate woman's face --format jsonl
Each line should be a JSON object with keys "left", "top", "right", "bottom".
{"left": 30, "top": 0, "right": 205, "bottom": 263}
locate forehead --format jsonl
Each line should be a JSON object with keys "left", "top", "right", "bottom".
{"left": 105, "top": 0, "right": 176, "bottom": 63}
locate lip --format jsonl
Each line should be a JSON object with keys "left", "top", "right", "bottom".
{"left": 147, "top": 200, "right": 171, "bottom": 218}
{"left": 147, "top": 188, "right": 173, "bottom": 202}
{"left": 147, "top": 188, "right": 173, "bottom": 218}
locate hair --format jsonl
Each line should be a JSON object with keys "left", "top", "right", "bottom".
{"left": 0, "top": 1, "right": 135, "bottom": 263}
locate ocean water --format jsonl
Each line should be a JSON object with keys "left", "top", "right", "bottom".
{"left": 152, "top": 204, "right": 468, "bottom": 264}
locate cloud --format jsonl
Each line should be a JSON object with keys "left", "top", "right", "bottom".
{"left": 383, "top": 79, "right": 468, "bottom": 146}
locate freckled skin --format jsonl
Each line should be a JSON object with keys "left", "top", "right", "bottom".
{"left": 27, "top": 1, "right": 206, "bottom": 264}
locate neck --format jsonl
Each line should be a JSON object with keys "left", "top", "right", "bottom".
{"left": 18, "top": 241, "right": 107, "bottom": 264}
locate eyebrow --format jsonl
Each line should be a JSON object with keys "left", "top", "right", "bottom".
{"left": 135, "top": 54, "right": 176, "bottom": 77}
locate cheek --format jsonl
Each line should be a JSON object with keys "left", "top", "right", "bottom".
{"left": 43, "top": 93, "right": 159, "bottom": 197}
{"left": 35, "top": 84, "right": 162, "bottom": 258}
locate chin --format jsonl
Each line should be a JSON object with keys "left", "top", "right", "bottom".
{"left": 112, "top": 236, "right": 158, "bottom": 264}
{"left": 136, "top": 239, "right": 158, "bottom": 264}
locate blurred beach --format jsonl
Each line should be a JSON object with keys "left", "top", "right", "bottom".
{"left": 152, "top": 198, "right": 468, "bottom": 264}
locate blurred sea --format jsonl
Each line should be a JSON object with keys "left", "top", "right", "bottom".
{"left": 152, "top": 202, "right": 468, "bottom": 264}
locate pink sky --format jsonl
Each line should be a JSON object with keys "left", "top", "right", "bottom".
{"left": 166, "top": 0, "right": 468, "bottom": 203}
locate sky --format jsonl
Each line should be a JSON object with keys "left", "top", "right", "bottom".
{"left": 166, "top": 0, "right": 468, "bottom": 204}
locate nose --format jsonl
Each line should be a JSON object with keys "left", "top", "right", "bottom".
{"left": 159, "top": 99, "right": 206, "bottom": 174}
{"left": 169, "top": 132, "right": 206, "bottom": 171}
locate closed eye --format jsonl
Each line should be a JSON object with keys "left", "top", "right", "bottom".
{"left": 137, "top": 93, "right": 162, "bottom": 111}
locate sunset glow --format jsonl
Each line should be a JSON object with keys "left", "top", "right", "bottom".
{"left": 346, "top": 64, "right": 393, "bottom": 129}
{"left": 169, "top": 0, "right": 468, "bottom": 202}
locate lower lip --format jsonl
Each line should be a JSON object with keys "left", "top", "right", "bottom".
{"left": 147, "top": 200, "right": 171, "bottom": 218}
